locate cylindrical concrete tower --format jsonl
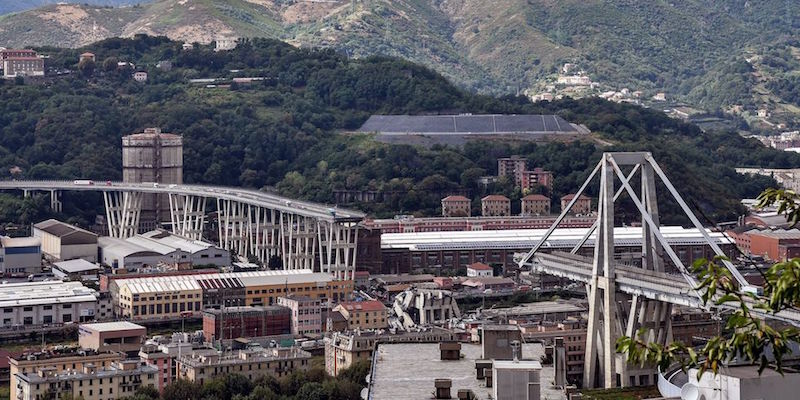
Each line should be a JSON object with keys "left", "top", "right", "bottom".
{"left": 122, "top": 127, "right": 183, "bottom": 231}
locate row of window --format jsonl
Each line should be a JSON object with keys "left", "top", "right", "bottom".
{"left": 2, "top": 314, "right": 72, "bottom": 325}
{"left": 132, "top": 302, "right": 201, "bottom": 316}
{"left": 4, "top": 304, "right": 72, "bottom": 313}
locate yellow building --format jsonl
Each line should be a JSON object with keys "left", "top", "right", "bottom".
{"left": 333, "top": 300, "right": 388, "bottom": 330}
{"left": 10, "top": 350, "right": 123, "bottom": 400}
{"left": 15, "top": 360, "right": 157, "bottom": 400}
{"left": 114, "top": 270, "right": 352, "bottom": 321}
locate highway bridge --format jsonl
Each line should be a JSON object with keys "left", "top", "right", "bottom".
{"left": 0, "top": 180, "right": 365, "bottom": 279}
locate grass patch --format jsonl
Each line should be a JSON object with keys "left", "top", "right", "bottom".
{"left": 581, "top": 386, "right": 661, "bottom": 400}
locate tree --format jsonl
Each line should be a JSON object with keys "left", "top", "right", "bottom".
{"left": 618, "top": 188, "right": 800, "bottom": 378}
{"left": 78, "top": 59, "right": 96, "bottom": 77}
{"left": 103, "top": 57, "right": 119, "bottom": 72}
{"left": 162, "top": 379, "right": 202, "bottom": 400}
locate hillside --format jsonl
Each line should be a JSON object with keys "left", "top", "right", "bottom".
{"left": 0, "top": 1, "right": 149, "bottom": 16}
{"left": 1, "top": 0, "right": 799, "bottom": 117}
{"left": 0, "top": 35, "right": 792, "bottom": 229}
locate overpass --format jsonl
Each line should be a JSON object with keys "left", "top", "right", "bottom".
{"left": 0, "top": 180, "right": 365, "bottom": 279}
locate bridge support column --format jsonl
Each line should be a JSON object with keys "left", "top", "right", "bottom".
{"left": 318, "top": 221, "right": 358, "bottom": 280}
{"left": 49, "top": 190, "right": 62, "bottom": 213}
{"left": 168, "top": 194, "right": 206, "bottom": 240}
{"left": 217, "top": 199, "right": 250, "bottom": 259}
{"left": 103, "top": 191, "right": 142, "bottom": 238}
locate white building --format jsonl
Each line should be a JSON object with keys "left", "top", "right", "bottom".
{"left": 33, "top": 219, "right": 98, "bottom": 262}
{"left": 0, "top": 281, "right": 99, "bottom": 327}
{"left": 660, "top": 365, "right": 800, "bottom": 400}
{"left": 98, "top": 237, "right": 185, "bottom": 271}
{"left": 215, "top": 36, "right": 238, "bottom": 51}
{"left": 52, "top": 259, "right": 101, "bottom": 281}
{"left": 466, "top": 262, "right": 494, "bottom": 277}
{"left": 133, "top": 71, "right": 148, "bottom": 82}
{"left": 139, "top": 230, "right": 229, "bottom": 267}
{"left": 0, "top": 236, "right": 41, "bottom": 276}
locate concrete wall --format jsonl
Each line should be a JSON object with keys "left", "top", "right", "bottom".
{"left": 0, "top": 248, "right": 41, "bottom": 276}
{"left": 0, "top": 300, "right": 97, "bottom": 327}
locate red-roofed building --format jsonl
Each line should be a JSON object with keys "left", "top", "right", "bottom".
{"left": 521, "top": 194, "right": 550, "bottom": 216}
{"left": 481, "top": 195, "right": 511, "bottom": 217}
{"left": 521, "top": 168, "right": 554, "bottom": 193}
{"left": 561, "top": 194, "right": 592, "bottom": 215}
{"left": 442, "top": 195, "right": 471, "bottom": 217}
{"left": 1, "top": 49, "right": 44, "bottom": 78}
{"left": 333, "top": 300, "right": 388, "bottom": 330}
{"left": 461, "top": 277, "right": 515, "bottom": 292}
{"left": 467, "top": 262, "right": 494, "bottom": 278}
{"left": 354, "top": 270, "right": 370, "bottom": 288}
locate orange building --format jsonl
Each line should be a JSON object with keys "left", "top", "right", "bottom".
{"left": 521, "top": 194, "right": 550, "bottom": 216}
{"left": 481, "top": 195, "right": 511, "bottom": 216}
{"left": 441, "top": 195, "right": 471, "bottom": 217}
{"left": 560, "top": 194, "right": 592, "bottom": 215}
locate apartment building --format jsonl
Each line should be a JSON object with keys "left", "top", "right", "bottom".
{"left": 521, "top": 168, "right": 554, "bottom": 193}
{"left": 15, "top": 360, "right": 157, "bottom": 400}
{"left": 497, "top": 156, "right": 527, "bottom": 184}
{"left": 176, "top": 347, "right": 311, "bottom": 385}
{"left": 441, "top": 195, "right": 471, "bottom": 217}
{"left": 561, "top": 194, "right": 592, "bottom": 215}
{"left": 521, "top": 194, "right": 551, "bottom": 216}
{"left": 10, "top": 349, "right": 123, "bottom": 400}
{"left": 277, "top": 295, "right": 322, "bottom": 336}
{"left": 481, "top": 195, "right": 511, "bottom": 217}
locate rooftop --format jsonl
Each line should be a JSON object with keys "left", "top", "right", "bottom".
{"left": 561, "top": 193, "right": 590, "bottom": 200}
{"left": 522, "top": 194, "right": 550, "bottom": 201}
{"left": 79, "top": 321, "right": 145, "bottom": 333}
{"left": 358, "top": 114, "right": 578, "bottom": 135}
{"left": 34, "top": 219, "right": 97, "bottom": 244}
{"left": 442, "top": 195, "right": 470, "bottom": 202}
{"left": 368, "top": 342, "right": 561, "bottom": 400}
{"left": 140, "top": 230, "right": 218, "bottom": 254}
{"left": 480, "top": 301, "right": 585, "bottom": 319}
{"left": 17, "top": 362, "right": 157, "bottom": 384}
{"left": 747, "top": 228, "right": 800, "bottom": 240}
{"left": 116, "top": 269, "right": 331, "bottom": 295}
{"left": 482, "top": 195, "right": 510, "bottom": 201}
{"left": 381, "top": 226, "right": 731, "bottom": 252}
{"left": 0, "top": 236, "right": 40, "bottom": 248}
{"left": 468, "top": 262, "right": 493, "bottom": 271}
{"left": 53, "top": 259, "right": 100, "bottom": 274}
{"left": 337, "top": 300, "right": 386, "bottom": 312}
{"left": 0, "top": 281, "right": 96, "bottom": 308}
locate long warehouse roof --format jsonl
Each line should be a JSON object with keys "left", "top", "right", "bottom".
{"left": 0, "top": 281, "right": 97, "bottom": 307}
{"left": 115, "top": 269, "right": 332, "bottom": 294}
{"left": 381, "top": 226, "right": 730, "bottom": 251}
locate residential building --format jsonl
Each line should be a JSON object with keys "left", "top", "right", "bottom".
{"left": 521, "top": 168, "right": 554, "bottom": 193}
{"left": 441, "top": 195, "right": 471, "bottom": 217}
{"left": 138, "top": 343, "right": 183, "bottom": 393}
{"left": 1, "top": 49, "right": 44, "bottom": 78}
{"left": 524, "top": 319, "right": 587, "bottom": 386}
{"left": 15, "top": 359, "right": 157, "bottom": 400}
{"left": 332, "top": 300, "right": 388, "bottom": 330}
{"left": 215, "top": 36, "right": 238, "bottom": 51}
{"left": 133, "top": 71, "right": 148, "bottom": 82}
{"left": 0, "top": 236, "right": 41, "bottom": 276}
{"left": 521, "top": 194, "right": 550, "bottom": 216}
{"left": 112, "top": 269, "right": 351, "bottom": 320}
{"left": 326, "top": 310, "right": 348, "bottom": 332}
{"left": 33, "top": 219, "right": 98, "bottom": 262}
{"left": 498, "top": 156, "right": 527, "bottom": 185}
{"left": 176, "top": 347, "right": 311, "bottom": 385}
{"left": 560, "top": 194, "right": 592, "bottom": 215}
{"left": 202, "top": 306, "right": 291, "bottom": 342}
{"left": 79, "top": 52, "right": 96, "bottom": 63}
{"left": 277, "top": 295, "right": 322, "bottom": 336}
{"left": 324, "top": 328, "right": 456, "bottom": 376}
{"left": 466, "top": 262, "right": 493, "bottom": 277}
{"left": 78, "top": 322, "right": 147, "bottom": 354}
{"left": 52, "top": 259, "right": 101, "bottom": 281}
{"left": 9, "top": 349, "right": 123, "bottom": 400}
{"left": 481, "top": 195, "right": 511, "bottom": 217}
{"left": 0, "top": 281, "right": 99, "bottom": 327}
{"left": 354, "top": 270, "right": 370, "bottom": 288}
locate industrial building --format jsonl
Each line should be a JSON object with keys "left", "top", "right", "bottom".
{"left": 52, "top": 259, "right": 101, "bottom": 281}
{"left": 122, "top": 127, "right": 183, "bottom": 229}
{"left": 202, "top": 306, "right": 291, "bottom": 342}
{"left": 176, "top": 347, "right": 311, "bottom": 385}
{"left": 98, "top": 231, "right": 229, "bottom": 271}
{"left": 379, "top": 226, "right": 737, "bottom": 274}
{"left": 0, "top": 281, "right": 99, "bottom": 327}
{"left": 113, "top": 270, "right": 352, "bottom": 321}
{"left": 15, "top": 359, "right": 158, "bottom": 400}
{"left": 33, "top": 219, "right": 98, "bottom": 262}
{"left": 0, "top": 236, "right": 41, "bottom": 276}
{"left": 361, "top": 214, "right": 595, "bottom": 234}
{"left": 78, "top": 321, "right": 147, "bottom": 354}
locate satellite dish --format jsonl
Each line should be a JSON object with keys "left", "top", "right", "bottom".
{"left": 681, "top": 382, "right": 700, "bottom": 400}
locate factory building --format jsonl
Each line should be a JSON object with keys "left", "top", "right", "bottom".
{"left": 113, "top": 270, "right": 352, "bottom": 321}
{"left": 379, "top": 226, "right": 737, "bottom": 274}
{"left": 0, "top": 236, "right": 41, "bottom": 277}
{"left": 98, "top": 231, "right": 229, "bottom": 271}
{"left": 0, "top": 281, "right": 99, "bottom": 327}
{"left": 33, "top": 219, "right": 98, "bottom": 262}
{"left": 122, "top": 127, "right": 183, "bottom": 230}
{"left": 78, "top": 321, "right": 147, "bottom": 354}
{"left": 202, "top": 306, "right": 291, "bottom": 342}
{"left": 139, "top": 230, "right": 229, "bottom": 267}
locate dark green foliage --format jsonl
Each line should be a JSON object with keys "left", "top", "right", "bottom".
{"left": 160, "top": 379, "right": 201, "bottom": 400}
{"left": 0, "top": 35, "right": 794, "bottom": 226}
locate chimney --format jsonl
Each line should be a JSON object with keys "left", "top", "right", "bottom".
{"left": 475, "top": 360, "right": 492, "bottom": 380}
{"left": 554, "top": 337, "right": 567, "bottom": 387}
{"left": 457, "top": 389, "right": 475, "bottom": 400}
{"left": 511, "top": 340, "right": 521, "bottom": 362}
{"left": 440, "top": 342, "right": 461, "bottom": 360}
{"left": 434, "top": 378, "right": 452, "bottom": 399}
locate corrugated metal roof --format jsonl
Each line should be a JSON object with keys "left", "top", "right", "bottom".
{"left": 0, "top": 281, "right": 97, "bottom": 307}
{"left": 117, "top": 269, "right": 329, "bottom": 294}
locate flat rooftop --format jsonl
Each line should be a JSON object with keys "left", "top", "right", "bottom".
{"left": 79, "top": 321, "right": 145, "bottom": 333}
{"left": 480, "top": 301, "right": 586, "bottom": 319}
{"left": 358, "top": 114, "right": 578, "bottom": 135}
{"left": 381, "top": 226, "right": 731, "bottom": 251}
{"left": 368, "top": 342, "right": 564, "bottom": 400}
{"left": 0, "top": 281, "right": 96, "bottom": 308}
{"left": 53, "top": 259, "right": 100, "bottom": 273}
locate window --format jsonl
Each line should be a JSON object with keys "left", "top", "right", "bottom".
{"left": 23, "top": 307, "right": 32, "bottom": 312}
{"left": 23, "top": 317, "right": 32, "bottom": 325}
{"left": 43, "top": 316, "right": 52, "bottom": 324}
{"left": 43, "top": 305, "right": 52, "bottom": 310}
{"left": 63, "top": 314, "right": 72, "bottom": 323}
{"left": 3, "top": 308, "right": 10, "bottom": 313}
{"left": 63, "top": 304, "right": 72, "bottom": 309}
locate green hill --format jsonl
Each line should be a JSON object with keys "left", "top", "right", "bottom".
{"left": 0, "top": 36, "right": 791, "bottom": 227}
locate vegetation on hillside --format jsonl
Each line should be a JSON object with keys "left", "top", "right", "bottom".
{"left": 0, "top": 35, "right": 792, "bottom": 228}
